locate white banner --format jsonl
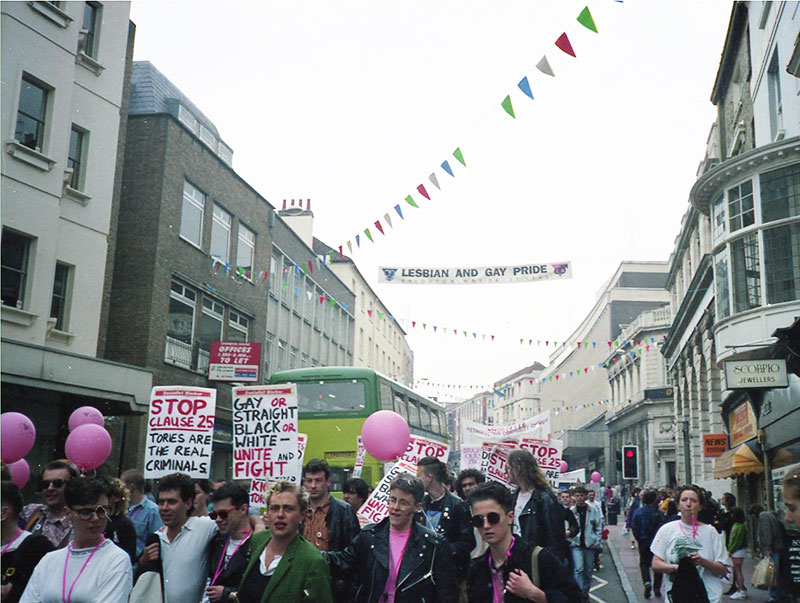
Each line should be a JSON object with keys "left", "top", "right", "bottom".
{"left": 400, "top": 435, "right": 450, "bottom": 466}
{"left": 232, "top": 385, "right": 300, "bottom": 484}
{"left": 378, "top": 262, "right": 571, "bottom": 285}
{"left": 462, "top": 411, "right": 551, "bottom": 445}
{"left": 559, "top": 468, "right": 586, "bottom": 484}
{"left": 356, "top": 460, "right": 417, "bottom": 526}
{"left": 144, "top": 386, "right": 216, "bottom": 479}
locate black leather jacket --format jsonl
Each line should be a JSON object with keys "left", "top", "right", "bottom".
{"left": 321, "top": 495, "right": 361, "bottom": 598}
{"left": 421, "top": 489, "right": 475, "bottom": 579}
{"left": 324, "top": 517, "right": 458, "bottom": 603}
{"left": 207, "top": 531, "right": 250, "bottom": 601}
{"left": 513, "top": 488, "right": 570, "bottom": 563}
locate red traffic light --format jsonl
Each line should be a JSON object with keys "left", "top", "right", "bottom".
{"left": 625, "top": 450, "right": 634, "bottom": 458}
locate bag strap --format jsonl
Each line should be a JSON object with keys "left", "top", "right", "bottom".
{"left": 529, "top": 545, "right": 543, "bottom": 588}
{"left": 24, "top": 512, "right": 41, "bottom": 532}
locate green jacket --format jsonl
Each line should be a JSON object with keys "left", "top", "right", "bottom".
{"left": 727, "top": 522, "right": 747, "bottom": 553}
{"left": 237, "top": 531, "right": 333, "bottom": 603}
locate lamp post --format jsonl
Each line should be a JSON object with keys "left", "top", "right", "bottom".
{"left": 681, "top": 419, "right": 692, "bottom": 484}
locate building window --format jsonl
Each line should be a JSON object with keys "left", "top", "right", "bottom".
{"left": 81, "top": 2, "right": 100, "bottom": 58}
{"left": 229, "top": 311, "right": 249, "bottom": 342}
{"left": 728, "top": 180, "right": 755, "bottom": 232}
{"left": 177, "top": 105, "right": 198, "bottom": 132}
{"left": 714, "top": 251, "right": 730, "bottom": 320}
{"left": 67, "top": 126, "right": 87, "bottom": 190}
{"left": 218, "top": 143, "right": 233, "bottom": 167}
{"left": 199, "top": 125, "right": 216, "bottom": 150}
{"left": 761, "top": 164, "right": 800, "bottom": 224}
{"left": 210, "top": 204, "right": 231, "bottom": 263}
{"left": 764, "top": 222, "right": 800, "bottom": 305}
{"left": 767, "top": 51, "right": 784, "bottom": 142}
{"left": 1, "top": 230, "right": 32, "bottom": 309}
{"left": 16, "top": 76, "right": 48, "bottom": 151}
{"left": 197, "top": 298, "right": 224, "bottom": 372}
{"left": 180, "top": 181, "right": 205, "bottom": 247}
{"left": 166, "top": 282, "right": 196, "bottom": 369}
{"left": 236, "top": 223, "right": 255, "bottom": 280}
{"left": 50, "top": 262, "right": 71, "bottom": 330}
{"left": 731, "top": 233, "right": 762, "bottom": 313}
{"left": 712, "top": 196, "right": 726, "bottom": 245}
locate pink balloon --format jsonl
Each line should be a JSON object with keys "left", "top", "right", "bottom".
{"left": 68, "top": 406, "right": 105, "bottom": 432}
{"left": 559, "top": 460, "right": 568, "bottom": 473}
{"left": 1, "top": 412, "right": 36, "bottom": 464}
{"left": 8, "top": 459, "right": 30, "bottom": 489}
{"left": 590, "top": 471, "right": 602, "bottom": 483}
{"left": 361, "top": 410, "right": 410, "bottom": 462}
{"left": 65, "top": 424, "right": 112, "bottom": 472}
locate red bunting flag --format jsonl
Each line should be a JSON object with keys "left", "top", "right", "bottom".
{"left": 412, "top": 321, "right": 416, "bottom": 328}
{"left": 374, "top": 220, "right": 384, "bottom": 235}
{"left": 491, "top": 335, "right": 495, "bottom": 341}
{"left": 367, "top": 310, "right": 372, "bottom": 318}
{"left": 555, "top": 32, "right": 576, "bottom": 57}
{"left": 307, "top": 260, "right": 313, "bottom": 274}
{"left": 417, "top": 184, "right": 430, "bottom": 200}
{"left": 319, "top": 295, "right": 325, "bottom": 304}
{"left": 338, "top": 245, "right": 344, "bottom": 259}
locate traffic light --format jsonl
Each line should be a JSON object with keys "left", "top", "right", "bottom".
{"left": 622, "top": 445, "right": 638, "bottom": 480}
{"left": 615, "top": 451, "right": 622, "bottom": 472}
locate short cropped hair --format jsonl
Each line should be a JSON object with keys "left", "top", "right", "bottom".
{"left": 65, "top": 477, "right": 110, "bottom": 508}
{"left": 343, "top": 477, "right": 369, "bottom": 500}
{"left": 44, "top": 460, "right": 78, "bottom": 479}
{"left": 266, "top": 481, "right": 308, "bottom": 513}
{"left": 389, "top": 475, "right": 425, "bottom": 504}
{"left": 642, "top": 489, "right": 658, "bottom": 505}
{"left": 417, "top": 457, "right": 447, "bottom": 483}
{"left": 157, "top": 473, "right": 196, "bottom": 505}
{"left": 303, "top": 458, "right": 330, "bottom": 480}
{"left": 120, "top": 469, "right": 145, "bottom": 492}
{"left": 210, "top": 483, "right": 249, "bottom": 508}
{"left": 1, "top": 482, "right": 23, "bottom": 517}
{"left": 466, "top": 481, "right": 514, "bottom": 513}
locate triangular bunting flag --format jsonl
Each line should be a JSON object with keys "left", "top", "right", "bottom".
{"left": 453, "top": 147, "right": 466, "bottom": 167}
{"left": 355, "top": 234, "right": 361, "bottom": 247}
{"left": 338, "top": 245, "right": 344, "bottom": 259}
{"left": 307, "top": 260, "right": 313, "bottom": 274}
{"left": 429, "top": 173, "right": 440, "bottom": 190}
{"left": 346, "top": 241, "right": 353, "bottom": 254}
{"left": 383, "top": 213, "right": 392, "bottom": 228}
{"left": 395, "top": 204, "right": 404, "bottom": 219}
{"left": 555, "top": 32, "right": 576, "bottom": 57}
{"left": 329, "top": 299, "right": 336, "bottom": 307}
{"left": 501, "top": 95, "right": 515, "bottom": 118}
{"left": 441, "top": 160, "right": 454, "bottom": 177}
{"left": 518, "top": 76, "right": 533, "bottom": 100}
{"left": 405, "top": 195, "right": 419, "bottom": 208}
{"left": 374, "top": 220, "right": 384, "bottom": 235}
{"left": 367, "top": 310, "right": 372, "bottom": 318}
{"left": 364, "top": 228, "right": 374, "bottom": 242}
{"left": 417, "top": 184, "right": 430, "bottom": 200}
{"left": 536, "top": 55, "right": 555, "bottom": 76}
{"left": 577, "top": 6, "right": 598, "bottom": 32}
{"left": 306, "top": 291, "right": 313, "bottom": 301}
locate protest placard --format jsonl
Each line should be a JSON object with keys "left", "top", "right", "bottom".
{"left": 480, "top": 440, "right": 517, "bottom": 475}
{"left": 486, "top": 446, "right": 512, "bottom": 488}
{"left": 461, "top": 411, "right": 551, "bottom": 445}
{"left": 250, "top": 479, "right": 267, "bottom": 511}
{"left": 356, "top": 460, "right": 417, "bottom": 526}
{"left": 353, "top": 436, "right": 366, "bottom": 478}
{"left": 400, "top": 435, "right": 450, "bottom": 466}
{"left": 460, "top": 444, "right": 482, "bottom": 470}
{"left": 232, "top": 385, "right": 300, "bottom": 483}
{"left": 144, "top": 386, "right": 217, "bottom": 479}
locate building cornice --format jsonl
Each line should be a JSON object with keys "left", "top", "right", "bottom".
{"left": 662, "top": 254, "right": 713, "bottom": 360}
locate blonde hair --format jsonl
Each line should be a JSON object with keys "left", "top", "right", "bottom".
{"left": 266, "top": 481, "right": 308, "bottom": 512}
{"left": 107, "top": 477, "right": 130, "bottom": 516}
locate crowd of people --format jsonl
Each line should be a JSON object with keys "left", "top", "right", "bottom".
{"left": 1, "top": 455, "right": 799, "bottom": 602}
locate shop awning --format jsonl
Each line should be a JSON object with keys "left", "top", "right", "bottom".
{"left": 713, "top": 443, "right": 764, "bottom": 479}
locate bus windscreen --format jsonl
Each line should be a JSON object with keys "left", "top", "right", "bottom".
{"left": 296, "top": 380, "right": 368, "bottom": 413}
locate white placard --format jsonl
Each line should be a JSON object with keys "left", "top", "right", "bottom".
{"left": 460, "top": 445, "right": 482, "bottom": 470}
{"left": 401, "top": 435, "right": 450, "bottom": 466}
{"left": 144, "top": 386, "right": 217, "bottom": 479}
{"left": 356, "top": 460, "right": 417, "bottom": 526}
{"left": 353, "top": 436, "right": 366, "bottom": 478}
{"left": 250, "top": 479, "right": 267, "bottom": 511}
{"left": 486, "top": 445, "right": 512, "bottom": 488}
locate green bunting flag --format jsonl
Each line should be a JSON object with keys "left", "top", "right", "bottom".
{"left": 577, "top": 6, "right": 598, "bottom": 33}
{"left": 453, "top": 147, "right": 466, "bottom": 167}
{"left": 405, "top": 195, "right": 419, "bottom": 208}
{"left": 501, "top": 95, "right": 516, "bottom": 118}
{"left": 364, "top": 228, "right": 374, "bottom": 242}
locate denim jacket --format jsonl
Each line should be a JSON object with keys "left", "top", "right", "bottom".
{"left": 569, "top": 503, "right": 604, "bottom": 549}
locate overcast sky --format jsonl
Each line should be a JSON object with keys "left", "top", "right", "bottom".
{"left": 129, "top": 0, "right": 733, "bottom": 399}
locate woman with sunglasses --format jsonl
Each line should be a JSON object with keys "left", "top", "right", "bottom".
{"left": 20, "top": 477, "right": 133, "bottom": 603}
{"left": 466, "top": 481, "right": 580, "bottom": 603}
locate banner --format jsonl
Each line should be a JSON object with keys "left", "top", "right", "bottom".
{"left": 232, "top": 385, "right": 300, "bottom": 484}
{"left": 460, "top": 444, "right": 482, "bottom": 470}
{"left": 379, "top": 262, "right": 571, "bottom": 285}
{"left": 208, "top": 342, "right": 261, "bottom": 382}
{"left": 519, "top": 437, "right": 563, "bottom": 484}
{"left": 356, "top": 460, "right": 417, "bottom": 526}
{"left": 353, "top": 436, "right": 366, "bottom": 478}
{"left": 559, "top": 468, "right": 586, "bottom": 484}
{"left": 144, "top": 386, "right": 217, "bottom": 479}
{"left": 400, "top": 435, "right": 450, "bottom": 466}
{"left": 462, "top": 411, "right": 551, "bottom": 445}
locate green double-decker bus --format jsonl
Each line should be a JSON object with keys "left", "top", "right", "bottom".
{"left": 269, "top": 366, "right": 449, "bottom": 491}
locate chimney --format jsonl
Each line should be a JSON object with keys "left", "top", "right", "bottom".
{"left": 282, "top": 199, "right": 287, "bottom": 210}
{"left": 277, "top": 198, "right": 315, "bottom": 248}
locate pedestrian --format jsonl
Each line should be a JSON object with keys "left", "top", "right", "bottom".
{"left": 727, "top": 507, "right": 748, "bottom": 599}
{"left": 120, "top": 468, "right": 163, "bottom": 560}
{"left": 557, "top": 490, "right": 579, "bottom": 543}
{"left": 135, "top": 472, "right": 218, "bottom": 602}
{"left": 1, "top": 482, "right": 54, "bottom": 603}
{"left": 20, "top": 477, "right": 133, "bottom": 602}
{"left": 569, "top": 485, "right": 604, "bottom": 603}
{"left": 324, "top": 474, "right": 457, "bottom": 602}
{"left": 103, "top": 477, "right": 137, "bottom": 563}
{"left": 780, "top": 472, "right": 800, "bottom": 600}
{"left": 506, "top": 450, "right": 570, "bottom": 566}
{"left": 195, "top": 479, "right": 212, "bottom": 517}
{"left": 301, "top": 459, "right": 360, "bottom": 599}
{"left": 342, "top": 477, "right": 369, "bottom": 514}
{"left": 716, "top": 493, "right": 736, "bottom": 541}
{"left": 783, "top": 472, "right": 800, "bottom": 526}
{"left": 626, "top": 488, "right": 642, "bottom": 549}
{"left": 455, "top": 469, "right": 485, "bottom": 500}
{"left": 664, "top": 499, "right": 680, "bottom": 523}
{"left": 465, "top": 481, "right": 581, "bottom": 602}
{"left": 750, "top": 503, "right": 785, "bottom": 603}
{"left": 205, "top": 483, "right": 254, "bottom": 602}
{"left": 234, "top": 481, "right": 332, "bottom": 602}
{"left": 632, "top": 489, "right": 665, "bottom": 599}
{"left": 651, "top": 485, "right": 730, "bottom": 603}
{"left": 19, "top": 460, "right": 77, "bottom": 549}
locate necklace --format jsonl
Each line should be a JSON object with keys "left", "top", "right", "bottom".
{"left": 61, "top": 536, "right": 105, "bottom": 603}
{"left": 1, "top": 529, "right": 23, "bottom": 556}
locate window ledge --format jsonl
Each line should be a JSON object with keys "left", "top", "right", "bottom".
{"left": 46, "top": 325, "right": 75, "bottom": 344}
{"left": 28, "top": 1, "right": 72, "bottom": 28}
{"left": 6, "top": 140, "right": 57, "bottom": 171}
{"left": 63, "top": 185, "right": 91, "bottom": 206}
{"left": 76, "top": 51, "right": 104, "bottom": 76}
{"left": 1, "top": 305, "right": 38, "bottom": 327}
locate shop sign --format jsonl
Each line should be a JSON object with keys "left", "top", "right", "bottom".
{"left": 729, "top": 403, "right": 758, "bottom": 448}
{"left": 725, "top": 359, "right": 788, "bottom": 389}
{"left": 208, "top": 342, "right": 261, "bottom": 382}
{"left": 703, "top": 434, "right": 728, "bottom": 457}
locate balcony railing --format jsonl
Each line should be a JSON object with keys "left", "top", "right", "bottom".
{"left": 164, "top": 336, "right": 210, "bottom": 375}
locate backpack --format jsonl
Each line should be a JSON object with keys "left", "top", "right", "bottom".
{"left": 529, "top": 546, "right": 543, "bottom": 587}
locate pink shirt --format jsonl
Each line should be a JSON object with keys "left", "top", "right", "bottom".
{"left": 383, "top": 527, "right": 411, "bottom": 603}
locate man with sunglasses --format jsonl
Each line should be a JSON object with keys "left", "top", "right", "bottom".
{"left": 466, "top": 481, "right": 580, "bottom": 603}
{"left": 19, "top": 460, "right": 77, "bottom": 549}
{"left": 20, "top": 477, "right": 133, "bottom": 602}
{"left": 205, "top": 483, "right": 252, "bottom": 603}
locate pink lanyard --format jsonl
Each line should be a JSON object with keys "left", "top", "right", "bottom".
{"left": 489, "top": 536, "right": 515, "bottom": 603}
{"left": 61, "top": 536, "right": 105, "bottom": 603}
{"left": 210, "top": 531, "right": 251, "bottom": 586}
{"left": 1, "top": 529, "right": 22, "bottom": 556}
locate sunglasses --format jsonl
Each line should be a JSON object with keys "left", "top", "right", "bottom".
{"left": 470, "top": 511, "right": 502, "bottom": 529}
{"left": 70, "top": 506, "right": 111, "bottom": 520}
{"left": 40, "top": 479, "right": 68, "bottom": 490}
{"left": 209, "top": 507, "right": 238, "bottom": 520}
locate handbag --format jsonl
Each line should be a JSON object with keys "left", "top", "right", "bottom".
{"left": 129, "top": 570, "right": 164, "bottom": 603}
{"left": 751, "top": 556, "right": 776, "bottom": 589}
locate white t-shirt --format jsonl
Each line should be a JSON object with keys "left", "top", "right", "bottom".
{"left": 513, "top": 490, "right": 533, "bottom": 535}
{"left": 650, "top": 521, "right": 730, "bottom": 603}
{"left": 159, "top": 516, "right": 218, "bottom": 603}
{"left": 20, "top": 538, "right": 132, "bottom": 603}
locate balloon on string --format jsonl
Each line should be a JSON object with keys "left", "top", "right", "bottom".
{"left": 68, "top": 406, "right": 105, "bottom": 432}
{"left": 590, "top": 471, "right": 602, "bottom": 483}
{"left": 1, "top": 412, "right": 36, "bottom": 464}
{"left": 559, "top": 460, "right": 568, "bottom": 473}
{"left": 8, "top": 458, "right": 30, "bottom": 489}
{"left": 361, "top": 410, "right": 410, "bottom": 461}
{"left": 65, "top": 424, "right": 112, "bottom": 472}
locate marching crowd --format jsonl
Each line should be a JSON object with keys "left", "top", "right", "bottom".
{"left": 2, "top": 454, "right": 799, "bottom": 603}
